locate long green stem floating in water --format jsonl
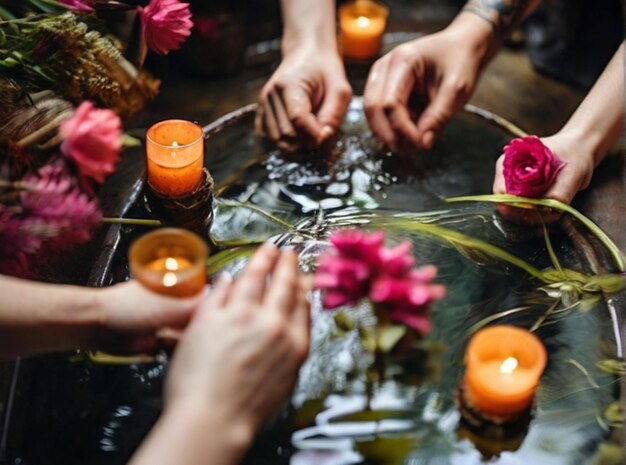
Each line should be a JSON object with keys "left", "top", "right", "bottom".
{"left": 446, "top": 194, "right": 625, "bottom": 272}
{"left": 101, "top": 217, "right": 162, "bottom": 227}
{"left": 374, "top": 216, "right": 549, "bottom": 282}
{"left": 216, "top": 199, "right": 293, "bottom": 230}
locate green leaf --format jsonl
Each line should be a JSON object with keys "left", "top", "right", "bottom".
{"left": 377, "top": 325, "right": 407, "bottom": 353}
{"left": 334, "top": 310, "right": 356, "bottom": 332}
{"left": 206, "top": 245, "right": 257, "bottom": 276}
{"left": 122, "top": 134, "right": 142, "bottom": 148}
{"left": 596, "top": 359, "right": 626, "bottom": 375}
{"left": 0, "top": 29, "right": 6, "bottom": 46}
{"left": 447, "top": 194, "right": 625, "bottom": 272}
{"left": 0, "top": 6, "right": 16, "bottom": 20}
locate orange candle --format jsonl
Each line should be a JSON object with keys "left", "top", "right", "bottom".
{"left": 339, "top": 0, "right": 389, "bottom": 60}
{"left": 146, "top": 119, "right": 204, "bottom": 197}
{"left": 464, "top": 325, "right": 547, "bottom": 418}
{"left": 129, "top": 228, "right": 207, "bottom": 297}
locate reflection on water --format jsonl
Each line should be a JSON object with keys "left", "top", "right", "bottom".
{"left": 2, "top": 99, "right": 620, "bottom": 465}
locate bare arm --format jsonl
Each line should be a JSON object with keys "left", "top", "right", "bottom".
{"left": 0, "top": 276, "right": 202, "bottom": 359}
{"left": 494, "top": 42, "right": 625, "bottom": 204}
{"left": 256, "top": 0, "right": 352, "bottom": 149}
{"left": 364, "top": 0, "right": 543, "bottom": 152}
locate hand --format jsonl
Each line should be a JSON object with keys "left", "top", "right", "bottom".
{"left": 493, "top": 132, "right": 595, "bottom": 205}
{"left": 164, "top": 243, "right": 311, "bottom": 442}
{"left": 363, "top": 22, "right": 489, "bottom": 153}
{"left": 91, "top": 280, "right": 205, "bottom": 354}
{"left": 256, "top": 47, "right": 352, "bottom": 150}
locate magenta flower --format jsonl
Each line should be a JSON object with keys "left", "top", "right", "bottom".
{"left": 58, "top": 0, "right": 94, "bottom": 12}
{"left": 503, "top": 136, "right": 564, "bottom": 198}
{"left": 60, "top": 101, "right": 122, "bottom": 185}
{"left": 140, "top": 0, "right": 193, "bottom": 55}
{"left": 315, "top": 229, "right": 446, "bottom": 336}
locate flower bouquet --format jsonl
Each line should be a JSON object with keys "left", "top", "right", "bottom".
{"left": 0, "top": 0, "right": 194, "bottom": 277}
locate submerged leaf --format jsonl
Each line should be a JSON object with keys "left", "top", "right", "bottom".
{"left": 377, "top": 325, "right": 407, "bottom": 353}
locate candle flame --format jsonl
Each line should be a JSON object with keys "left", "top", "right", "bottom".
{"left": 356, "top": 16, "right": 371, "bottom": 28}
{"left": 172, "top": 141, "right": 179, "bottom": 147}
{"left": 163, "top": 272, "right": 178, "bottom": 287}
{"left": 164, "top": 257, "right": 179, "bottom": 271}
{"left": 500, "top": 356, "right": 518, "bottom": 374}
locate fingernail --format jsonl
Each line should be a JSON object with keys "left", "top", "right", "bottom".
{"left": 422, "top": 131, "right": 434, "bottom": 149}
{"left": 320, "top": 125, "right": 334, "bottom": 141}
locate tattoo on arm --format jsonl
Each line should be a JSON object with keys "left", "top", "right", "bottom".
{"left": 462, "top": 0, "right": 538, "bottom": 37}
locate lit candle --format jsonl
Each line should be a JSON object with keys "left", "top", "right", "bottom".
{"left": 146, "top": 119, "right": 204, "bottom": 197}
{"left": 339, "top": 0, "right": 389, "bottom": 60}
{"left": 129, "top": 228, "right": 208, "bottom": 297}
{"left": 464, "top": 325, "right": 547, "bottom": 418}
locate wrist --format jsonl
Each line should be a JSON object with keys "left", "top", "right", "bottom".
{"left": 163, "top": 398, "right": 254, "bottom": 457}
{"left": 445, "top": 12, "right": 497, "bottom": 66}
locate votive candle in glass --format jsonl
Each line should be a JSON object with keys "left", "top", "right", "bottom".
{"left": 464, "top": 325, "right": 547, "bottom": 417}
{"left": 339, "top": 0, "right": 389, "bottom": 60}
{"left": 146, "top": 119, "right": 204, "bottom": 197}
{"left": 129, "top": 228, "right": 207, "bottom": 297}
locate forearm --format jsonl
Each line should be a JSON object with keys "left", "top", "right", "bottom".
{"left": 0, "top": 275, "right": 102, "bottom": 358}
{"left": 558, "top": 43, "right": 625, "bottom": 166}
{"left": 280, "top": 0, "right": 337, "bottom": 55}
{"left": 129, "top": 400, "right": 252, "bottom": 465}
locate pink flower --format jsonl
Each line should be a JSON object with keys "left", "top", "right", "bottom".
{"left": 503, "top": 136, "right": 564, "bottom": 198}
{"left": 140, "top": 0, "right": 193, "bottom": 55}
{"left": 369, "top": 266, "right": 446, "bottom": 335}
{"left": 21, "top": 163, "right": 102, "bottom": 246}
{"left": 58, "top": 0, "right": 94, "bottom": 12}
{"left": 60, "top": 102, "right": 122, "bottom": 185}
{"left": 314, "top": 229, "right": 446, "bottom": 336}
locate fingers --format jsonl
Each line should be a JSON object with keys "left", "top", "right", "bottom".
{"left": 202, "top": 273, "right": 233, "bottom": 311}
{"left": 269, "top": 90, "right": 297, "bottom": 139}
{"left": 543, "top": 165, "right": 587, "bottom": 205}
{"left": 364, "top": 57, "right": 396, "bottom": 148}
{"left": 415, "top": 79, "right": 466, "bottom": 149}
{"left": 492, "top": 154, "right": 506, "bottom": 194}
{"left": 230, "top": 243, "right": 280, "bottom": 307}
{"left": 316, "top": 80, "right": 352, "bottom": 141}
{"left": 282, "top": 85, "right": 324, "bottom": 146}
{"left": 263, "top": 249, "right": 299, "bottom": 315}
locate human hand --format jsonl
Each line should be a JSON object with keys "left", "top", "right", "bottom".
{"left": 493, "top": 132, "right": 595, "bottom": 205}
{"left": 363, "top": 20, "right": 490, "bottom": 153}
{"left": 256, "top": 47, "right": 352, "bottom": 150}
{"left": 164, "top": 243, "right": 310, "bottom": 443}
{"left": 91, "top": 280, "right": 205, "bottom": 354}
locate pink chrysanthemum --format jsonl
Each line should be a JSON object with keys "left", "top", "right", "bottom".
{"left": 315, "top": 229, "right": 446, "bottom": 336}
{"left": 60, "top": 101, "right": 122, "bottom": 185}
{"left": 140, "top": 0, "right": 193, "bottom": 55}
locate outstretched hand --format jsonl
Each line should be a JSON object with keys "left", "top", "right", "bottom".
{"left": 256, "top": 48, "right": 352, "bottom": 150}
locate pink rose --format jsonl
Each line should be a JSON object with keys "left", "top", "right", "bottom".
{"left": 379, "top": 241, "right": 415, "bottom": 277}
{"left": 315, "top": 254, "right": 371, "bottom": 308}
{"left": 503, "top": 136, "right": 564, "bottom": 198}
{"left": 140, "top": 0, "right": 193, "bottom": 56}
{"left": 58, "top": 0, "right": 94, "bottom": 12}
{"left": 60, "top": 102, "right": 122, "bottom": 185}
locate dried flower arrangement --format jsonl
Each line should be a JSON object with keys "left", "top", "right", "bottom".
{"left": 0, "top": 0, "right": 194, "bottom": 276}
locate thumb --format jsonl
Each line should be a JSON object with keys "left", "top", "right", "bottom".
{"left": 316, "top": 81, "right": 353, "bottom": 140}
{"left": 415, "top": 82, "right": 463, "bottom": 149}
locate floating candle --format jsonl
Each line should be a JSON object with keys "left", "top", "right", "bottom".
{"left": 129, "top": 228, "right": 207, "bottom": 297}
{"left": 146, "top": 119, "right": 204, "bottom": 197}
{"left": 464, "top": 325, "right": 547, "bottom": 418}
{"left": 339, "top": 0, "right": 389, "bottom": 60}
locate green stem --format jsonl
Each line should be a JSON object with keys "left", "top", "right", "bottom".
{"left": 217, "top": 199, "right": 293, "bottom": 230}
{"left": 101, "top": 217, "right": 162, "bottom": 227}
{"left": 376, "top": 217, "right": 549, "bottom": 282}
{"left": 447, "top": 194, "right": 625, "bottom": 272}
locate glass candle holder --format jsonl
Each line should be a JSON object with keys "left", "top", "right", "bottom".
{"left": 146, "top": 120, "right": 204, "bottom": 197}
{"left": 129, "top": 228, "right": 208, "bottom": 297}
{"left": 464, "top": 325, "right": 547, "bottom": 418}
{"left": 339, "top": 0, "right": 389, "bottom": 60}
